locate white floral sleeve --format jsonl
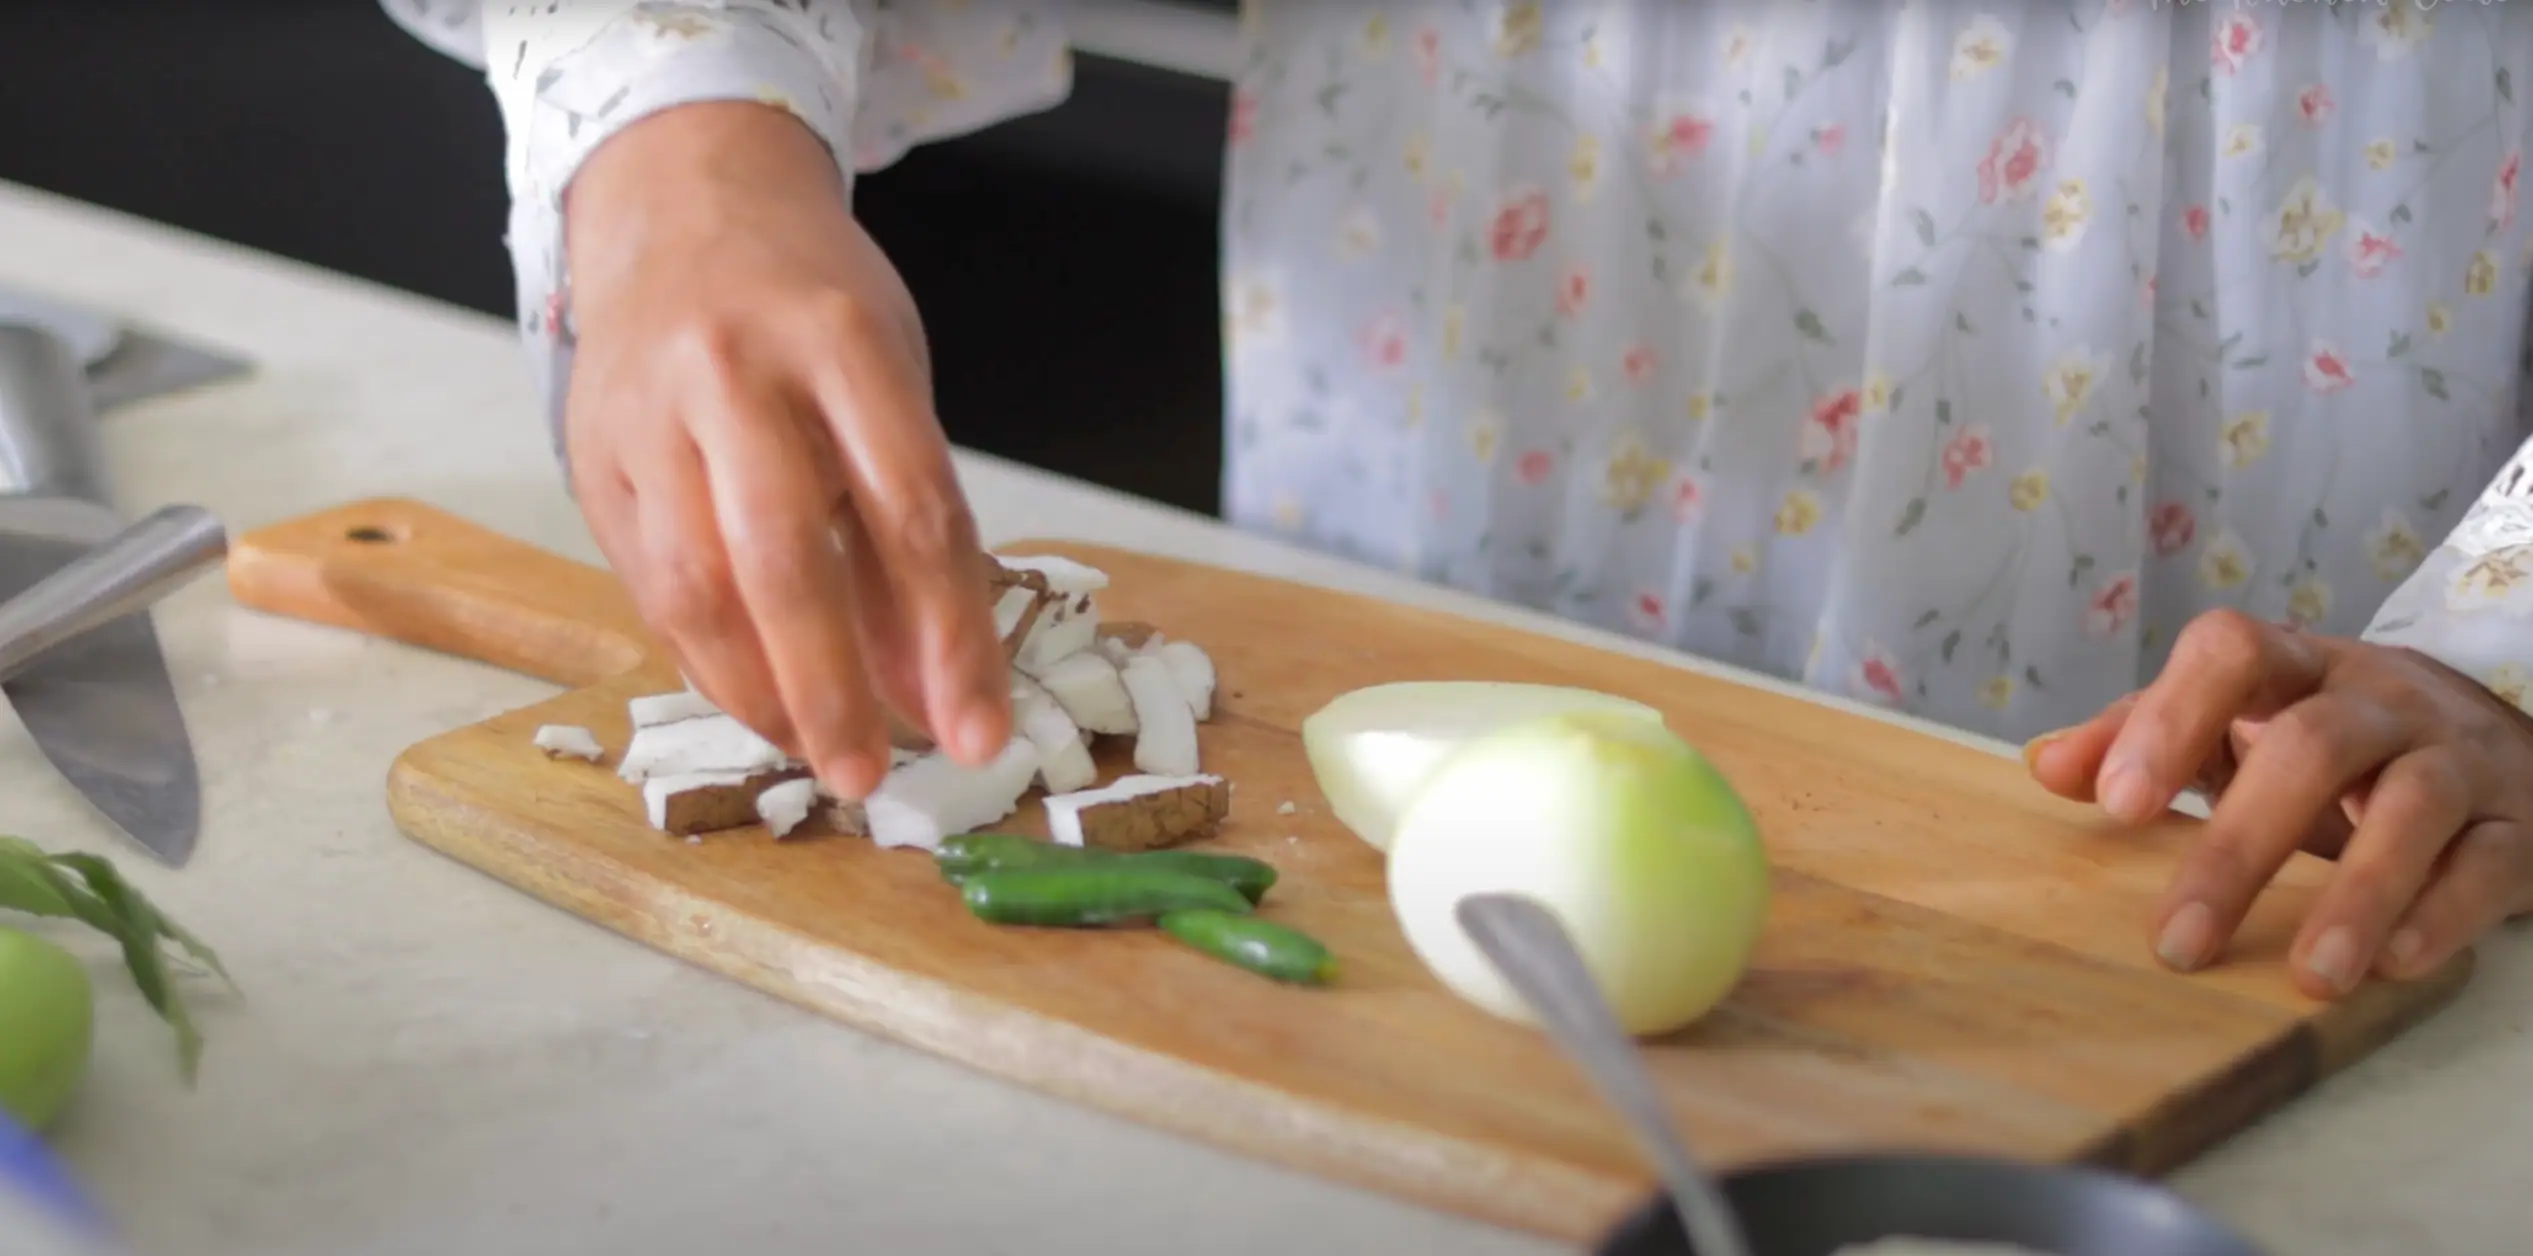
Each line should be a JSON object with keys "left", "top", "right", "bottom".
{"left": 2366, "top": 425, "right": 2533, "bottom": 713}
{"left": 380, "top": 0, "right": 1072, "bottom": 466}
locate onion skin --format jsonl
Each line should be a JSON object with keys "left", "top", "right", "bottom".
{"left": 0, "top": 928, "right": 94, "bottom": 1133}
{"left": 1386, "top": 711, "right": 1770, "bottom": 1037}
{"left": 1300, "top": 681, "right": 1665, "bottom": 853}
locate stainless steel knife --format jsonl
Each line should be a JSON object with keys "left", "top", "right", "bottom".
{"left": 0, "top": 325, "right": 209, "bottom": 866}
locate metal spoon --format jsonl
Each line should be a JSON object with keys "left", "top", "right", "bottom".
{"left": 1456, "top": 893, "right": 1754, "bottom": 1256}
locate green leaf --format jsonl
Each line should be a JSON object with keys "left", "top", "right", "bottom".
{"left": 1940, "top": 629, "right": 1962, "bottom": 664}
{"left": 1912, "top": 608, "right": 1942, "bottom": 630}
{"left": 46, "top": 854, "right": 210, "bottom": 1082}
{"left": 2312, "top": 507, "right": 2331, "bottom": 528}
{"left": 1956, "top": 311, "right": 1976, "bottom": 334}
{"left": 1823, "top": 36, "right": 1856, "bottom": 69}
{"left": 2421, "top": 367, "right": 2450, "bottom": 401}
{"left": 0, "top": 840, "right": 230, "bottom": 1085}
{"left": 0, "top": 846, "right": 75, "bottom": 920}
{"left": 2233, "top": 354, "right": 2269, "bottom": 370}
{"left": 1888, "top": 386, "right": 1905, "bottom": 413}
{"left": 2191, "top": 298, "right": 2209, "bottom": 319}
{"left": 1793, "top": 309, "right": 1832, "bottom": 344}
{"left": 1782, "top": 66, "right": 1802, "bottom": 102}
{"left": 2019, "top": 235, "right": 2042, "bottom": 251}
{"left": 2392, "top": 202, "right": 2413, "bottom": 225}
{"left": 1893, "top": 497, "right": 1928, "bottom": 537}
{"left": 1936, "top": 398, "right": 1953, "bottom": 425}
{"left": 2053, "top": 78, "right": 2076, "bottom": 98}
{"left": 2296, "top": 259, "right": 2319, "bottom": 280}
{"left": 2501, "top": 67, "right": 2516, "bottom": 105}
{"left": 1890, "top": 266, "right": 1929, "bottom": 287}
{"left": 2024, "top": 665, "right": 2047, "bottom": 690}
{"left": 1912, "top": 208, "right": 1937, "bottom": 248}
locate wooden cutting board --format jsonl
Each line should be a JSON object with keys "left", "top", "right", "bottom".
{"left": 224, "top": 498, "right": 2472, "bottom": 1244}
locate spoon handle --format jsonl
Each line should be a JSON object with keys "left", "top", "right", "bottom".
{"left": 1455, "top": 893, "right": 1754, "bottom": 1256}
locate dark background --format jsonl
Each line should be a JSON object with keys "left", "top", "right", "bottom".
{"left": 0, "top": 4, "right": 1233, "bottom": 516}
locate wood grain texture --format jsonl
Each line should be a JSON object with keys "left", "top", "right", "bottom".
{"left": 224, "top": 498, "right": 2474, "bottom": 1244}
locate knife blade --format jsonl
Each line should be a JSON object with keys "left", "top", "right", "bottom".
{"left": 0, "top": 325, "right": 205, "bottom": 866}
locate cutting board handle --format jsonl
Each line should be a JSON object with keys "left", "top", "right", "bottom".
{"left": 224, "top": 497, "right": 653, "bottom": 688}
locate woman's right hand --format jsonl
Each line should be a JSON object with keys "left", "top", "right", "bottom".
{"left": 557, "top": 100, "right": 1010, "bottom": 798}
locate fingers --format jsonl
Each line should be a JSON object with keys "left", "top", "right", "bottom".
{"left": 838, "top": 504, "right": 934, "bottom": 735}
{"left": 2373, "top": 819, "right": 2533, "bottom": 982}
{"left": 2153, "top": 690, "right": 2412, "bottom": 973}
{"left": 689, "top": 378, "right": 896, "bottom": 798}
{"left": 2023, "top": 694, "right": 2133, "bottom": 802}
{"left": 624, "top": 431, "right": 795, "bottom": 751}
{"left": 806, "top": 300, "right": 1010, "bottom": 766}
{"left": 2283, "top": 749, "right": 2471, "bottom": 996}
{"left": 2094, "top": 611, "right": 2332, "bottom": 824}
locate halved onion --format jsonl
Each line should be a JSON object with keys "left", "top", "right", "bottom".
{"left": 1300, "top": 681, "right": 1665, "bottom": 852}
{"left": 1385, "top": 710, "right": 1770, "bottom": 1036}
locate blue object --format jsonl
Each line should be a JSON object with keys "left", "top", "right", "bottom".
{"left": 0, "top": 1109, "right": 121, "bottom": 1255}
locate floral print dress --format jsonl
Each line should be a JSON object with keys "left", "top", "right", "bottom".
{"left": 394, "top": 0, "right": 2533, "bottom": 745}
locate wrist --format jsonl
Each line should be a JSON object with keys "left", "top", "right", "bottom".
{"left": 562, "top": 100, "right": 850, "bottom": 314}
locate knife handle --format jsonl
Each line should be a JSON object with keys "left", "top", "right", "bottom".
{"left": 0, "top": 503, "right": 228, "bottom": 681}
{"left": 0, "top": 325, "right": 110, "bottom": 505}
{"left": 224, "top": 497, "right": 655, "bottom": 689}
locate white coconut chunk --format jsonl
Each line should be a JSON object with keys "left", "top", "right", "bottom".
{"left": 617, "top": 712, "right": 794, "bottom": 784}
{"left": 1155, "top": 640, "right": 1216, "bottom": 721}
{"left": 1015, "top": 602, "right": 1101, "bottom": 676}
{"left": 1011, "top": 673, "right": 1098, "bottom": 793}
{"left": 643, "top": 768, "right": 780, "bottom": 833}
{"left": 755, "top": 777, "right": 820, "bottom": 838}
{"left": 991, "top": 585, "right": 1042, "bottom": 640}
{"left": 1035, "top": 651, "right": 1137, "bottom": 736}
{"left": 998, "top": 555, "right": 1110, "bottom": 594}
{"left": 1121, "top": 654, "right": 1200, "bottom": 777}
{"left": 629, "top": 689, "right": 720, "bottom": 728}
{"left": 532, "top": 723, "right": 604, "bottom": 761}
{"left": 1044, "top": 773, "right": 1230, "bottom": 851}
{"left": 863, "top": 738, "right": 1041, "bottom": 851}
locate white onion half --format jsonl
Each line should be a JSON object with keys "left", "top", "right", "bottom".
{"left": 1299, "top": 681, "right": 1665, "bottom": 852}
{"left": 1386, "top": 710, "right": 1770, "bottom": 1036}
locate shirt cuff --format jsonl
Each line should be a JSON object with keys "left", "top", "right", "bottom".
{"left": 2362, "top": 436, "right": 2533, "bottom": 713}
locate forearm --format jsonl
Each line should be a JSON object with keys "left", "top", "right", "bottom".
{"left": 2364, "top": 430, "right": 2533, "bottom": 710}
{"left": 481, "top": 3, "right": 864, "bottom": 471}
{"left": 391, "top": 0, "right": 1073, "bottom": 470}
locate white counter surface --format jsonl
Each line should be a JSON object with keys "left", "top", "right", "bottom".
{"left": 0, "top": 179, "right": 2525, "bottom": 1256}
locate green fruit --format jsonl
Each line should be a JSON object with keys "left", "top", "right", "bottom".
{"left": 0, "top": 928, "right": 94, "bottom": 1132}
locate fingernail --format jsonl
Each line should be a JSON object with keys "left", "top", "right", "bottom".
{"left": 2101, "top": 764, "right": 2160, "bottom": 821}
{"left": 822, "top": 752, "right": 881, "bottom": 798}
{"left": 959, "top": 707, "right": 1004, "bottom": 762}
{"left": 2157, "top": 901, "right": 2215, "bottom": 970}
{"left": 2304, "top": 926, "right": 2358, "bottom": 994}
{"left": 2386, "top": 927, "right": 2425, "bottom": 971}
{"left": 2020, "top": 731, "right": 2065, "bottom": 772}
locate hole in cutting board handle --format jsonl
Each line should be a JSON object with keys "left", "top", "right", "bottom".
{"left": 344, "top": 524, "right": 402, "bottom": 545}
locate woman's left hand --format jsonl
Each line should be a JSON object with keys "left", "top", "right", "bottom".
{"left": 2025, "top": 608, "right": 2533, "bottom": 1000}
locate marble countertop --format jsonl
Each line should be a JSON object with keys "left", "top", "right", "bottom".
{"left": 0, "top": 179, "right": 2523, "bottom": 1256}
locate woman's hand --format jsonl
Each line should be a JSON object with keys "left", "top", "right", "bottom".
{"left": 558, "top": 100, "right": 1009, "bottom": 798}
{"left": 2026, "top": 609, "right": 2533, "bottom": 1000}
